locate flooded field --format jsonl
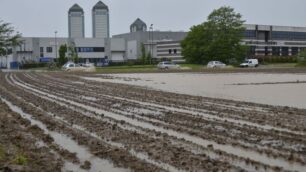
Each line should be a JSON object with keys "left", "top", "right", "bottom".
{"left": 84, "top": 73, "right": 306, "bottom": 108}
{"left": 0, "top": 72, "right": 306, "bottom": 172}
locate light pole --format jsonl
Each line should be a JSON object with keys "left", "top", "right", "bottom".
{"left": 55, "top": 31, "right": 58, "bottom": 59}
{"left": 149, "top": 24, "right": 153, "bottom": 64}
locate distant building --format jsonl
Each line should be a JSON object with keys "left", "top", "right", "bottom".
{"left": 92, "top": 1, "right": 110, "bottom": 38}
{"left": 130, "top": 18, "right": 147, "bottom": 33}
{"left": 68, "top": 4, "right": 85, "bottom": 38}
{"left": 242, "top": 24, "right": 306, "bottom": 56}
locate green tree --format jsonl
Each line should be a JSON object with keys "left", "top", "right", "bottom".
{"left": 146, "top": 52, "right": 152, "bottom": 64}
{"left": 0, "top": 20, "right": 22, "bottom": 56}
{"left": 140, "top": 43, "right": 147, "bottom": 64}
{"left": 58, "top": 44, "right": 68, "bottom": 65}
{"left": 181, "top": 6, "right": 247, "bottom": 64}
{"left": 67, "top": 42, "right": 79, "bottom": 63}
{"left": 299, "top": 49, "right": 306, "bottom": 59}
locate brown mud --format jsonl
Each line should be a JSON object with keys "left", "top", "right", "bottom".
{"left": 0, "top": 72, "right": 306, "bottom": 172}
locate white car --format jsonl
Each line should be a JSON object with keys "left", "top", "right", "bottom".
{"left": 240, "top": 59, "right": 259, "bottom": 68}
{"left": 157, "top": 61, "right": 180, "bottom": 70}
{"left": 207, "top": 61, "right": 226, "bottom": 68}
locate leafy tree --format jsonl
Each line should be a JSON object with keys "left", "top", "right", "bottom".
{"left": 140, "top": 43, "right": 147, "bottom": 64}
{"left": 58, "top": 44, "right": 68, "bottom": 65}
{"left": 181, "top": 6, "right": 247, "bottom": 64}
{"left": 146, "top": 52, "right": 152, "bottom": 64}
{"left": 0, "top": 20, "right": 22, "bottom": 56}
{"left": 67, "top": 41, "right": 79, "bottom": 63}
{"left": 299, "top": 49, "right": 306, "bottom": 59}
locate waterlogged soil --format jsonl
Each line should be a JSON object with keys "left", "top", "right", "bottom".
{"left": 83, "top": 72, "right": 306, "bottom": 108}
{"left": 0, "top": 100, "right": 63, "bottom": 172}
{"left": 0, "top": 72, "right": 306, "bottom": 172}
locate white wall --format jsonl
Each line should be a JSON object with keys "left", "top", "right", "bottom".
{"left": 127, "top": 40, "right": 137, "bottom": 60}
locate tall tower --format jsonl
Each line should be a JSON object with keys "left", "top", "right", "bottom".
{"left": 68, "top": 4, "right": 85, "bottom": 38}
{"left": 92, "top": 1, "right": 109, "bottom": 38}
{"left": 130, "top": 18, "right": 147, "bottom": 32}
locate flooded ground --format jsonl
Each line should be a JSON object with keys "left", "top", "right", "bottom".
{"left": 84, "top": 73, "right": 306, "bottom": 108}
{"left": 1, "top": 72, "right": 306, "bottom": 172}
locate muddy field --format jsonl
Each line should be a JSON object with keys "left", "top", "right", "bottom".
{"left": 0, "top": 72, "right": 306, "bottom": 172}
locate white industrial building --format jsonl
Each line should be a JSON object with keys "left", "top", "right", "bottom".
{"left": 1, "top": 1, "right": 306, "bottom": 69}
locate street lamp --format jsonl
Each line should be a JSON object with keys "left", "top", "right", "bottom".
{"left": 55, "top": 31, "right": 58, "bottom": 59}
{"left": 149, "top": 24, "right": 153, "bottom": 64}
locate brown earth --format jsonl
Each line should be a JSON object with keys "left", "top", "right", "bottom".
{"left": 0, "top": 72, "right": 305, "bottom": 172}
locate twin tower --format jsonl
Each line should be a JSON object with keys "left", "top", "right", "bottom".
{"left": 68, "top": 1, "right": 109, "bottom": 39}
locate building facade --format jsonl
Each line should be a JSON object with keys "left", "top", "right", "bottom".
{"left": 242, "top": 24, "right": 306, "bottom": 57}
{"left": 92, "top": 1, "right": 110, "bottom": 38}
{"left": 68, "top": 4, "right": 85, "bottom": 38}
{"left": 8, "top": 37, "right": 125, "bottom": 67}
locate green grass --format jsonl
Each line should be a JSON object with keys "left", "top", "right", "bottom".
{"left": 14, "top": 154, "right": 28, "bottom": 165}
{"left": 180, "top": 64, "right": 204, "bottom": 70}
{"left": 95, "top": 65, "right": 158, "bottom": 73}
{"left": 260, "top": 63, "right": 298, "bottom": 68}
{"left": 296, "top": 61, "right": 306, "bottom": 67}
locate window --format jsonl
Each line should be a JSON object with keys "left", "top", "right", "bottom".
{"left": 169, "top": 49, "right": 172, "bottom": 54}
{"left": 46, "top": 47, "right": 53, "bottom": 53}
{"left": 40, "top": 47, "right": 44, "bottom": 53}
{"left": 174, "top": 49, "right": 177, "bottom": 54}
{"left": 76, "top": 47, "right": 104, "bottom": 53}
{"left": 272, "top": 31, "right": 306, "bottom": 41}
{"left": 243, "top": 30, "right": 256, "bottom": 39}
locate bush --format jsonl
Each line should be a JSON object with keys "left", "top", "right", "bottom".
{"left": 20, "top": 63, "right": 47, "bottom": 69}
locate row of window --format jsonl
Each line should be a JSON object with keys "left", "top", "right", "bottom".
{"left": 243, "top": 30, "right": 306, "bottom": 41}
{"left": 40, "top": 47, "right": 105, "bottom": 53}
{"left": 77, "top": 47, "right": 104, "bottom": 52}
{"left": 272, "top": 31, "right": 306, "bottom": 41}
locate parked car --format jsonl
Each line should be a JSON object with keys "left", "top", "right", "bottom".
{"left": 207, "top": 61, "right": 226, "bottom": 68}
{"left": 240, "top": 59, "right": 259, "bottom": 68}
{"left": 157, "top": 61, "right": 180, "bottom": 70}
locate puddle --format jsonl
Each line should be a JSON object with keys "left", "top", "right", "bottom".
{"left": 0, "top": 97, "right": 129, "bottom": 172}
{"left": 83, "top": 73, "right": 306, "bottom": 109}
{"left": 10, "top": 76, "right": 306, "bottom": 172}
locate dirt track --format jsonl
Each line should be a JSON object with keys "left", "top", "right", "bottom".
{"left": 0, "top": 72, "right": 306, "bottom": 172}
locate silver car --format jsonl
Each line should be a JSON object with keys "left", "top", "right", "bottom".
{"left": 157, "top": 61, "right": 180, "bottom": 70}
{"left": 207, "top": 61, "right": 226, "bottom": 68}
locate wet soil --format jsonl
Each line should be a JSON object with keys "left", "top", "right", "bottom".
{"left": 0, "top": 100, "right": 63, "bottom": 172}
{"left": 0, "top": 72, "right": 306, "bottom": 172}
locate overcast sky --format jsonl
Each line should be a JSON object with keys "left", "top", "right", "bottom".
{"left": 1, "top": 0, "right": 306, "bottom": 38}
